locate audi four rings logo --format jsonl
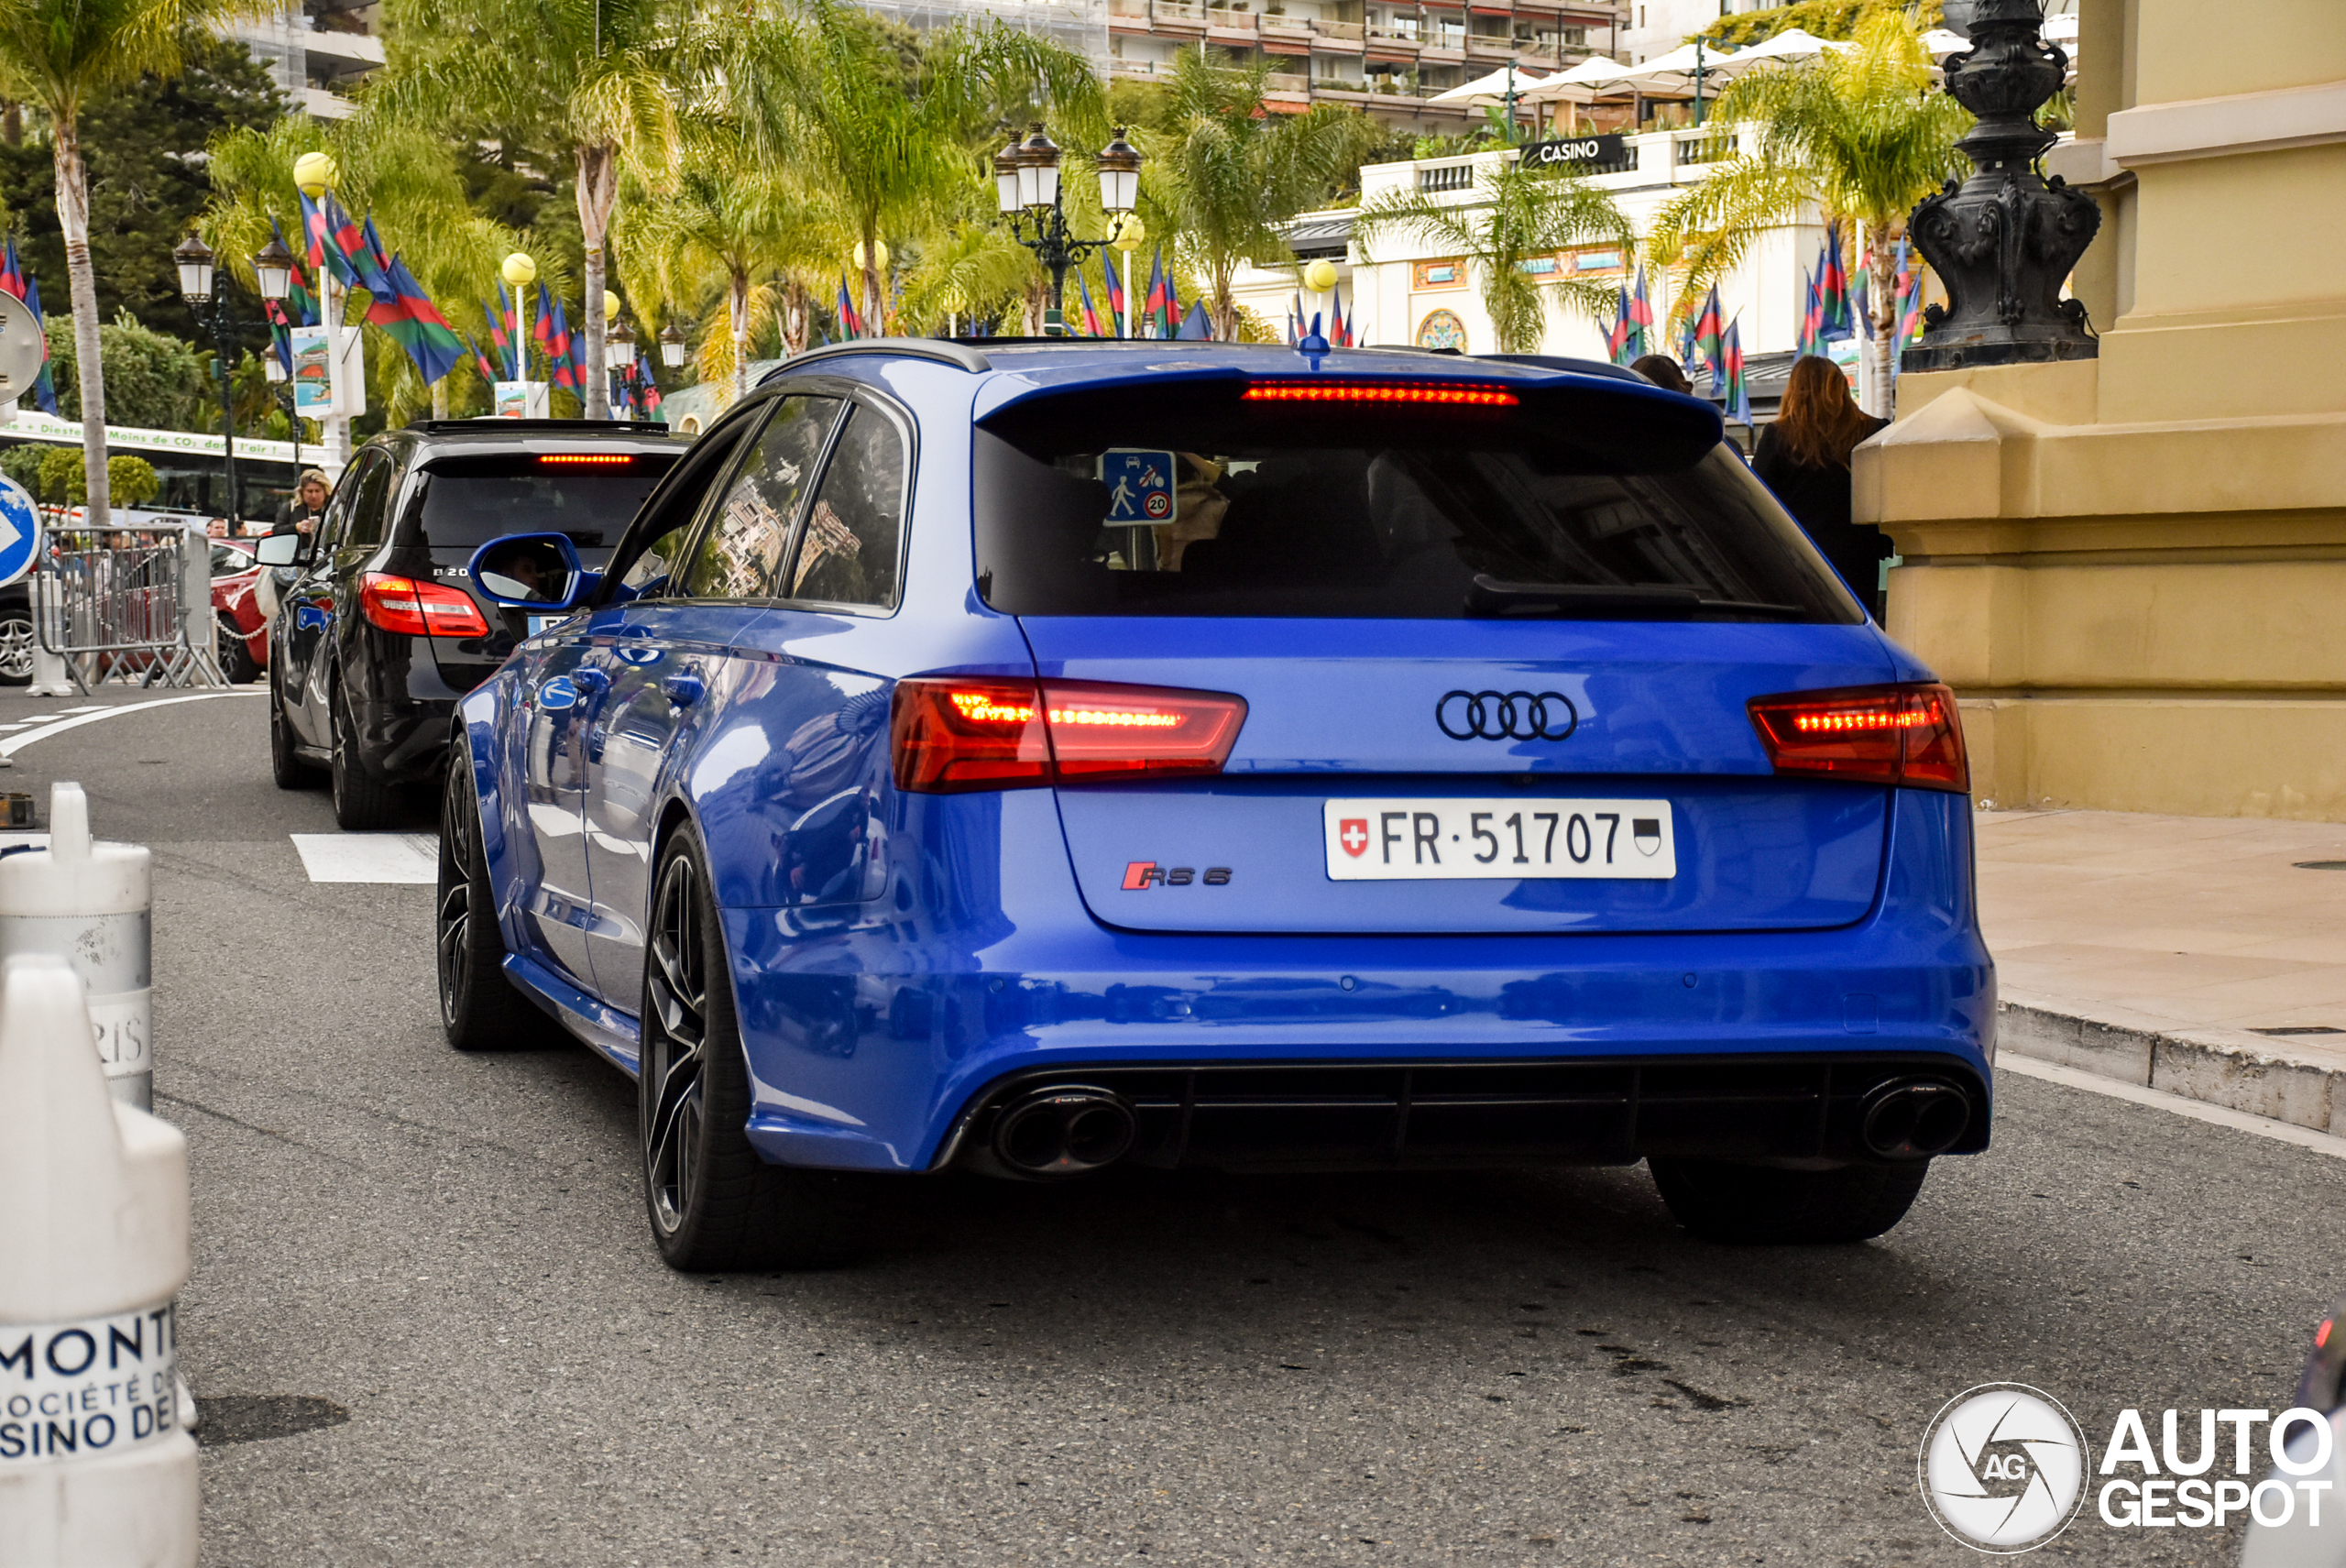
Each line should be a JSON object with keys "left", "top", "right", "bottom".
{"left": 1436, "top": 690, "right": 1579, "bottom": 742}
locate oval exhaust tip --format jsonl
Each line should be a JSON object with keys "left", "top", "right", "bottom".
{"left": 1860, "top": 1080, "right": 1971, "bottom": 1159}
{"left": 993, "top": 1087, "right": 1136, "bottom": 1176}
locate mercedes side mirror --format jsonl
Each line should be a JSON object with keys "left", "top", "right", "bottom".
{"left": 467, "top": 531, "right": 593, "bottom": 610}
{"left": 254, "top": 532, "right": 305, "bottom": 567}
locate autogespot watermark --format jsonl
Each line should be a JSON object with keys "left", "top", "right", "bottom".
{"left": 1919, "top": 1384, "right": 2339, "bottom": 1553}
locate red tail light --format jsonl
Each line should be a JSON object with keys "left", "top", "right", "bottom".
{"left": 892, "top": 678, "right": 1248, "bottom": 794}
{"left": 358, "top": 573, "right": 490, "bottom": 639}
{"left": 1747, "top": 682, "right": 1968, "bottom": 793}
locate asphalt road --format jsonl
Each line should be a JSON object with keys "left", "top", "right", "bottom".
{"left": 7, "top": 687, "right": 2338, "bottom": 1566}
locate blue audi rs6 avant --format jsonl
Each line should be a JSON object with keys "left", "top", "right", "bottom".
{"left": 438, "top": 335, "right": 1995, "bottom": 1270}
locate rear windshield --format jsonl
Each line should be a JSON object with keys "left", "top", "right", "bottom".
{"left": 407, "top": 453, "right": 677, "bottom": 560}
{"left": 974, "top": 386, "right": 1858, "bottom": 622}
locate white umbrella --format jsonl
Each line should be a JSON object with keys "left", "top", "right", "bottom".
{"left": 2042, "top": 11, "right": 2078, "bottom": 43}
{"left": 1918, "top": 27, "right": 1970, "bottom": 58}
{"left": 1726, "top": 27, "right": 1850, "bottom": 65}
{"left": 1518, "top": 56, "right": 1634, "bottom": 105}
{"left": 1427, "top": 63, "right": 1551, "bottom": 105}
{"left": 1613, "top": 39, "right": 1744, "bottom": 96}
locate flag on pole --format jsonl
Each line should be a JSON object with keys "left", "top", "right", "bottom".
{"left": 1721, "top": 316, "right": 1750, "bottom": 426}
{"left": 1796, "top": 265, "right": 1818, "bottom": 356}
{"left": 1175, "top": 299, "right": 1212, "bottom": 341}
{"left": 1144, "top": 247, "right": 1171, "bottom": 339}
{"left": 1333, "top": 288, "right": 1352, "bottom": 347}
{"left": 483, "top": 294, "right": 518, "bottom": 378}
{"left": 1691, "top": 284, "right": 1727, "bottom": 386}
{"left": 636, "top": 350, "right": 663, "bottom": 419}
{"left": 836, "top": 273, "right": 864, "bottom": 338}
{"left": 1892, "top": 237, "right": 1926, "bottom": 379}
{"left": 1074, "top": 269, "right": 1103, "bottom": 337}
{"left": 0, "top": 238, "right": 57, "bottom": 414}
{"left": 1605, "top": 286, "right": 1633, "bottom": 365}
{"left": 1103, "top": 261, "right": 1125, "bottom": 335}
{"left": 1853, "top": 265, "right": 1872, "bottom": 341}
{"left": 1628, "top": 267, "right": 1654, "bottom": 360}
{"left": 298, "top": 191, "right": 361, "bottom": 289}
{"left": 1818, "top": 225, "right": 1853, "bottom": 340}
{"left": 465, "top": 334, "right": 498, "bottom": 383}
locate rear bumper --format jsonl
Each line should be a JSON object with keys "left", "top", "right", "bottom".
{"left": 722, "top": 787, "right": 1995, "bottom": 1175}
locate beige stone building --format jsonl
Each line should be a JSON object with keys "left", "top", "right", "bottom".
{"left": 1857, "top": 0, "right": 2346, "bottom": 819}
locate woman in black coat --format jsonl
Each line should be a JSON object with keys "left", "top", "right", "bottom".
{"left": 1752, "top": 355, "right": 1892, "bottom": 617}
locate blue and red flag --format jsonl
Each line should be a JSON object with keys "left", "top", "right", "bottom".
{"left": 1721, "top": 315, "right": 1749, "bottom": 425}
{"left": 1891, "top": 237, "right": 1926, "bottom": 379}
{"left": 1074, "top": 269, "right": 1103, "bottom": 337}
{"left": 0, "top": 238, "right": 56, "bottom": 414}
{"left": 1144, "top": 247, "right": 1172, "bottom": 339}
{"left": 1796, "top": 265, "right": 1819, "bottom": 356}
{"left": 836, "top": 273, "right": 864, "bottom": 338}
{"left": 465, "top": 334, "right": 498, "bottom": 383}
{"left": 297, "top": 190, "right": 365, "bottom": 290}
{"left": 1175, "top": 299, "right": 1212, "bottom": 341}
{"left": 1853, "top": 260, "right": 1872, "bottom": 341}
{"left": 1605, "top": 286, "right": 1634, "bottom": 365}
{"left": 1102, "top": 261, "right": 1125, "bottom": 336}
{"left": 482, "top": 293, "right": 518, "bottom": 379}
{"left": 636, "top": 351, "right": 663, "bottom": 418}
{"left": 1628, "top": 266, "right": 1653, "bottom": 360}
{"left": 1330, "top": 288, "right": 1350, "bottom": 348}
{"left": 1691, "top": 284, "right": 1727, "bottom": 385}
{"left": 1818, "top": 225, "right": 1853, "bottom": 340}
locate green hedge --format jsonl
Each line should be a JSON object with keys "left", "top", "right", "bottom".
{"left": 1697, "top": 0, "right": 1942, "bottom": 48}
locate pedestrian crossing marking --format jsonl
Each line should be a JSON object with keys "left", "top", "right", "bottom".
{"left": 290, "top": 832, "right": 437, "bottom": 884}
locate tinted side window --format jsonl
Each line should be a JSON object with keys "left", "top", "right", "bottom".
{"left": 680, "top": 396, "right": 840, "bottom": 600}
{"left": 343, "top": 455, "right": 397, "bottom": 549}
{"left": 786, "top": 405, "right": 906, "bottom": 609}
{"left": 315, "top": 453, "right": 375, "bottom": 554}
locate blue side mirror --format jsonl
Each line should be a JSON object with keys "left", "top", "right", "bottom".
{"left": 467, "top": 532, "right": 597, "bottom": 611}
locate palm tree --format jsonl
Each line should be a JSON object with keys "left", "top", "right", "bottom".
{"left": 0, "top": 0, "right": 258, "bottom": 525}
{"left": 618, "top": 148, "right": 841, "bottom": 404}
{"left": 1144, "top": 49, "right": 1384, "bottom": 341}
{"left": 1648, "top": 8, "right": 1969, "bottom": 411}
{"left": 731, "top": 1, "right": 1101, "bottom": 341}
{"left": 1355, "top": 161, "right": 1633, "bottom": 355}
{"left": 371, "top": 0, "right": 697, "bottom": 417}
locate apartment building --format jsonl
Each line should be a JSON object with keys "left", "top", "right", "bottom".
{"left": 1109, "top": 0, "right": 1626, "bottom": 127}
{"left": 229, "top": 1, "right": 384, "bottom": 119}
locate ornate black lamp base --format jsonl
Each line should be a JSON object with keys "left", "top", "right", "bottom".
{"left": 1902, "top": 0, "right": 2099, "bottom": 375}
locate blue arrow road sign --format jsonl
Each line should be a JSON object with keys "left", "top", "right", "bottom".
{"left": 0, "top": 476, "right": 38, "bottom": 588}
{"left": 1099, "top": 449, "right": 1177, "bottom": 524}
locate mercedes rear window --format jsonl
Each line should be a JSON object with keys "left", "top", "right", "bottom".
{"left": 973, "top": 381, "right": 1858, "bottom": 622}
{"left": 407, "top": 452, "right": 678, "bottom": 558}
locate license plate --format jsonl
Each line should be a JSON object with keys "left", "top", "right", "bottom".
{"left": 528, "top": 614, "right": 557, "bottom": 636}
{"left": 1323, "top": 798, "right": 1676, "bottom": 881}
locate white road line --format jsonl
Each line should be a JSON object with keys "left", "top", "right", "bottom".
{"left": 0, "top": 692, "right": 246, "bottom": 757}
{"left": 290, "top": 832, "right": 438, "bottom": 884}
{"left": 2000, "top": 1051, "right": 2346, "bottom": 1161}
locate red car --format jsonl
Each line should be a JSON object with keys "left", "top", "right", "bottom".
{"left": 211, "top": 537, "right": 267, "bottom": 683}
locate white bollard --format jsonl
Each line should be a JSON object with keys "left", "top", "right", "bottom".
{"left": 0, "top": 953, "right": 197, "bottom": 1568}
{"left": 26, "top": 574, "right": 71, "bottom": 698}
{"left": 0, "top": 784, "right": 153, "bottom": 1109}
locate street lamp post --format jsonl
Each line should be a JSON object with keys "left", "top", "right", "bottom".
{"left": 608, "top": 316, "right": 635, "bottom": 418}
{"left": 658, "top": 322, "right": 688, "bottom": 370}
{"left": 995, "top": 126, "right": 1142, "bottom": 337}
{"left": 175, "top": 233, "right": 293, "bottom": 530}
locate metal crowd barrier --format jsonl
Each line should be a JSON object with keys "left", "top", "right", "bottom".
{"left": 31, "top": 526, "right": 223, "bottom": 693}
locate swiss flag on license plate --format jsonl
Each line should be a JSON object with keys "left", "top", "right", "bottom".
{"left": 1338, "top": 818, "right": 1370, "bottom": 858}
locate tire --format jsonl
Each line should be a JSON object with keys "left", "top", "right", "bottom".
{"left": 217, "top": 616, "right": 259, "bottom": 685}
{"left": 1649, "top": 1157, "right": 1930, "bottom": 1245}
{"left": 0, "top": 611, "right": 32, "bottom": 685}
{"left": 640, "top": 829, "right": 864, "bottom": 1272}
{"left": 437, "top": 757, "right": 560, "bottom": 1051}
{"left": 329, "top": 685, "right": 398, "bottom": 830}
{"left": 269, "top": 681, "right": 322, "bottom": 790}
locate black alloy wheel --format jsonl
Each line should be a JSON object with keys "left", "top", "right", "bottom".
{"left": 639, "top": 830, "right": 865, "bottom": 1272}
{"left": 329, "top": 685, "right": 397, "bottom": 829}
{"left": 437, "top": 757, "right": 556, "bottom": 1051}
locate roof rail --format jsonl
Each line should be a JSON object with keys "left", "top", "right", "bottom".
{"left": 1476, "top": 353, "right": 1645, "bottom": 383}
{"left": 772, "top": 337, "right": 992, "bottom": 376}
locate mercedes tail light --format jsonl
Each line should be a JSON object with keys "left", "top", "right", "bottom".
{"left": 357, "top": 573, "right": 490, "bottom": 639}
{"left": 1747, "top": 682, "right": 1968, "bottom": 793}
{"left": 892, "top": 678, "right": 1247, "bottom": 794}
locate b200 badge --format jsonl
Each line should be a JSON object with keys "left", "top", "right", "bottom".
{"left": 1123, "top": 861, "right": 1232, "bottom": 889}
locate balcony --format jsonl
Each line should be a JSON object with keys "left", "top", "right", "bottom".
{"left": 1315, "top": 16, "right": 1365, "bottom": 39}
{"left": 1415, "top": 159, "right": 1478, "bottom": 192}
{"left": 1266, "top": 70, "right": 1310, "bottom": 91}
{"left": 1464, "top": 30, "right": 1514, "bottom": 57}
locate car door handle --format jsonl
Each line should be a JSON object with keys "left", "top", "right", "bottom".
{"left": 662, "top": 673, "right": 704, "bottom": 707}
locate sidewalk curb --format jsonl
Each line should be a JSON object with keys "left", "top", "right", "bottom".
{"left": 1999, "top": 994, "right": 2346, "bottom": 1138}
